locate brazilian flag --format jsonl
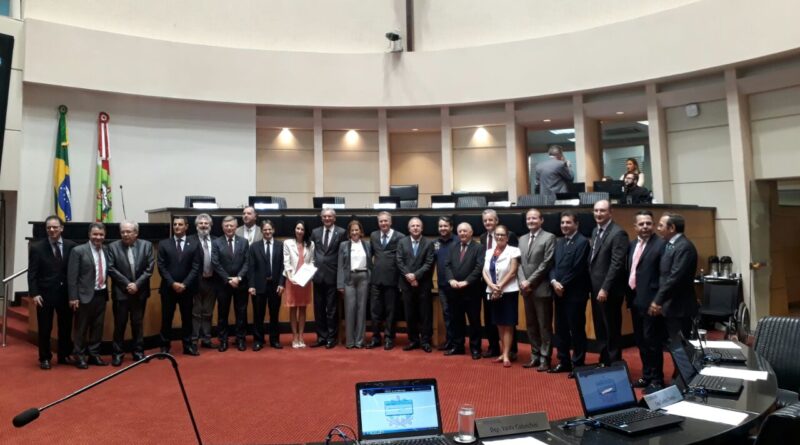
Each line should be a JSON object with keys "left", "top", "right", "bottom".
{"left": 54, "top": 105, "right": 72, "bottom": 221}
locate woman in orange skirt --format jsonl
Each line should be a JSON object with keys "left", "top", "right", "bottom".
{"left": 283, "top": 220, "right": 316, "bottom": 348}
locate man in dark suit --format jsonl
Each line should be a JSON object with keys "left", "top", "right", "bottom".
{"left": 588, "top": 199, "right": 629, "bottom": 366}
{"left": 479, "top": 209, "right": 518, "bottom": 358}
{"left": 548, "top": 211, "right": 590, "bottom": 374}
{"left": 157, "top": 216, "right": 202, "bottom": 356}
{"left": 650, "top": 213, "right": 699, "bottom": 342}
{"left": 396, "top": 217, "right": 436, "bottom": 352}
{"left": 534, "top": 145, "right": 573, "bottom": 200}
{"left": 625, "top": 210, "right": 667, "bottom": 393}
{"left": 107, "top": 220, "right": 154, "bottom": 366}
{"left": 310, "top": 208, "right": 346, "bottom": 348}
{"left": 189, "top": 213, "right": 217, "bottom": 349}
{"left": 434, "top": 216, "right": 458, "bottom": 351}
{"left": 517, "top": 209, "right": 556, "bottom": 371}
{"left": 444, "top": 222, "right": 485, "bottom": 360}
{"left": 67, "top": 222, "right": 110, "bottom": 369}
{"left": 247, "top": 220, "right": 286, "bottom": 350}
{"left": 368, "top": 211, "right": 405, "bottom": 350}
{"left": 212, "top": 215, "right": 250, "bottom": 351}
{"left": 28, "top": 215, "right": 77, "bottom": 369}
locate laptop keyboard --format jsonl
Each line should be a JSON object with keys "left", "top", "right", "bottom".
{"left": 598, "top": 408, "right": 664, "bottom": 427}
{"left": 712, "top": 349, "right": 744, "bottom": 361}
{"left": 693, "top": 374, "right": 729, "bottom": 389}
{"left": 370, "top": 437, "right": 450, "bottom": 445}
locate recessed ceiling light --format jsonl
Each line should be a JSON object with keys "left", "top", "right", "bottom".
{"left": 543, "top": 119, "right": 551, "bottom": 123}
{"left": 411, "top": 128, "right": 419, "bottom": 132}
{"left": 637, "top": 121, "right": 649, "bottom": 126}
{"left": 549, "top": 129, "right": 575, "bottom": 135}
{"left": 616, "top": 111, "right": 625, "bottom": 115}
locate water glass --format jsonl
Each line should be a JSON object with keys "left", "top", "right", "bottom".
{"left": 456, "top": 403, "right": 476, "bottom": 443}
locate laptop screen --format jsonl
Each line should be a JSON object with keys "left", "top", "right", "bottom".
{"left": 356, "top": 379, "right": 442, "bottom": 440}
{"left": 574, "top": 364, "right": 637, "bottom": 416}
{"left": 668, "top": 339, "right": 700, "bottom": 384}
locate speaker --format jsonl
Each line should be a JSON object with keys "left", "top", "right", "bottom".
{"left": 0, "top": 33, "right": 14, "bottom": 175}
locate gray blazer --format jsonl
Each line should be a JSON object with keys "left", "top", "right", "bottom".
{"left": 107, "top": 239, "right": 155, "bottom": 301}
{"left": 517, "top": 230, "right": 556, "bottom": 298}
{"left": 337, "top": 240, "right": 373, "bottom": 290}
{"left": 68, "top": 242, "right": 109, "bottom": 304}
{"left": 535, "top": 157, "right": 573, "bottom": 199}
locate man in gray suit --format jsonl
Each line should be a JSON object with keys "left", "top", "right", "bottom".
{"left": 236, "top": 206, "right": 262, "bottom": 246}
{"left": 107, "top": 220, "right": 154, "bottom": 366}
{"left": 310, "top": 208, "right": 346, "bottom": 348}
{"left": 68, "top": 222, "right": 110, "bottom": 369}
{"left": 517, "top": 208, "right": 556, "bottom": 371}
{"left": 534, "top": 145, "right": 573, "bottom": 200}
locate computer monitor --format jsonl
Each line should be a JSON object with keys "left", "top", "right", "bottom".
{"left": 568, "top": 182, "right": 586, "bottom": 193}
{"left": 389, "top": 184, "right": 419, "bottom": 202}
{"left": 184, "top": 196, "right": 217, "bottom": 209}
{"left": 248, "top": 196, "right": 279, "bottom": 210}
{"left": 430, "top": 195, "right": 454, "bottom": 203}
{"left": 593, "top": 180, "right": 624, "bottom": 195}
{"left": 313, "top": 197, "right": 336, "bottom": 209}
{"left": 378, "top": 195, "right": 402, "bottom": 206}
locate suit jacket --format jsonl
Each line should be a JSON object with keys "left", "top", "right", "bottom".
{"left": 396, "top": 236, "right": 435, "bottom": 292}
{"left": 158, "top": 236, "right": 202, "bottom": 293}
{"left": 370, "top": 230, "right": 405, "bottom": 286}
{"left": 549, "top": 233, "right": 591, "bottom": 300}
{"left": 654, "top": 235, "right": 699, "bottom": 318}
{"left": 247, "top": 238, "right": 286, "bottom": 293}
{"left": 211, "top": 235, "right": 249, "bottom": 285}
{"left": 517, "top": 230, "right": 556, "bottom": 298}
{"left": 28, "top": 237, "right": 77, "bottom": 303}
{"left": 311, "top": 225, "right": 346, "bottom": 284}
{"left": 535, "top": 157, "right": 573, "bottom": 199}
{"left": 67, "top": 242, "right": 109, "bottom": 304}
{"left": 624, "top": 186, "right": 652, "bottom": 205}
{"left": 588, "top": 221, "right": 630, "bottom": 297}
{"left": 625, "top": 236, "right": 665, "bottom": 310}
{"left": 444, "top": 241, "right": 485, "bottom": 297}
{"left": 337, "top": 239, "right": 373, "bottom": 289}
{"left": 107, "top": 239, "right": 155, "bottom": 301}
{"left": 480, "top": 231, "right": 519, "bottom": 249}
{"left": 235, "top": 224, "right": 263, "bottom": 245}
{"left": 282, "top": 239, "right": 315, "bottom": 280}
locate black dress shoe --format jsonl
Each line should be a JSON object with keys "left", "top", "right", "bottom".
{"left": 200, "top": 340, "right": 216, "bottom": 349}
{"left": 112, "top": 355, "right": 123, "bottom": 367}
{"left": 537, "top": 363, "right": 550, "bottom": 372}
{"left": 160, "top": 346, "right": 170, "bottom": 354}
{"left": 132, "top": 352, "right": 145, "bottom": 361}
{"left": 422, "top": 344, "right": 433, "bottom": 353}
{"left": 346, "top": 345, "right": 355, "bottom": 350}
{"left": 40, "top": 360, "right": 52, "bottom": 370}
{"left": 270, "top": 342, "right": 283, "bottom": 349}
{"left": 326, "top": 341, "right": 336, "bottom": 349}
{"left": 482, "top": 350, "right": 500, "bottom": 358}
{"left": 237, "top": 340, "right": 246, "bottom": 351}
{"left": 88, "top": 356, "right": 108, "bottom": 366}
{"left": 632, "top": 378, "right": 651, "bottom": 388}
{"left": 366, "top": 337, "right": 382, "bottom": 349}
{"left": 253, "top": 343, "right": 264, "bottom": 351}
{"left": 75, "top": 359, "right": 89, "bottom": 370}
{"left": 444, "top": 348, "right": 465, "bottom": 356}
{"left": 310, "top": 340, "right": 326, "bottom": 348}
{"left": 471, "top": 351, "right": 482, "bottom": 360}
{"left": 523, "top": 358, "right": 541, "bottom": 369}
{"left": 58, "top": 355, "right": 77, "bottom": 365}
{"left": 403, "top": 342, "right": 420, "bottom": 351}
{"left": 384, "top": 339, "right": 395, "bottom": 350}
{"left": 437, "top": 343, "right": 452, "bottom": 351}
{"left": 547, "top": 363, "right": 573, "bottom": 374}
{"left": 218, "top": 342, "right": 228, "bottom": 352}
{"left": 183, "top": 346, "right": 200, "bottom": 356}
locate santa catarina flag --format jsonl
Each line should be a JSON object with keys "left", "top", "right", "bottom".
{"left": 95, "top": 111, "right": 112, "bottom": 222}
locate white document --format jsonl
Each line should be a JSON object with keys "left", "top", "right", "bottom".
{"left": 291, "top": 264, "right": 318, "bottom": 287}
{"left": 662, "top": 400, "right": 749, "bottom": 426}
{"left": 699, "top": 366, "right": 768, "bottom": 381}
{"left": 689, "top": 340, "right": 743, "bottom": 350}
{"left": 483, "top": 437, "right": 548, "bottom": 445}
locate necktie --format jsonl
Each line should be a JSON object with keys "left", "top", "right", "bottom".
{"left": 96, "top": 247, "right": 104, "bottom": 288}
{"left": 176, "top": 238, "right": 183, "bottom": 259}
{"left": 127, "top": 245, "right": 136, "bottom": 279}
{"left": 324, "top": 229, "right": 330, "bottom": 248}
{"left": 53, "top": 242, "right": 63, "bottom": 262}
{"left": 460, "top": 243, "right": 467, "bottom": 261}
{"left": 528, "top": 233, "right": 535, "bottom": 251}
{"left": 265, "top": 241, "right": 272, "bottom": 278}
{"left": 412, "top": 240, "right": 418, "bottom": 257}
{"left": 228, "top": 237, "right": 234, "bottom": 255}
{"left": 202, "top": 237, "right": 212, "bottom": 276}
{"left": 382, "top": 234, "right": 388, "bottom": 247}
{"left": 487, "top": 234, "right": 493, "bottom": 249}
{"left": 591, "top": 228, "right": 603, "bottom": 259}
{"left": 628, "top": 239, "right": 645, "bottom": 290}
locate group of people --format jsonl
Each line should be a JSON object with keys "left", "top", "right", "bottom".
{"left": 30, "top": 202, "right": 698, "bottom": 392}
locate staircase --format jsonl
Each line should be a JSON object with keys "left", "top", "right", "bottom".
{"left": 2, "top": 296, "right": 33, "bottom": 344}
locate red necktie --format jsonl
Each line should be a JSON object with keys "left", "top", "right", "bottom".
{"left": 96, "top": 247, "right": 104, "bottom": 288}
{"left": 487, "top": 234, "right": 493, "bottom": 249}
{"left": 460, "top": 244, "right": 467, "bottom": 261}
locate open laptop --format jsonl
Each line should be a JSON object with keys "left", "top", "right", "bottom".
{"left": 356, "top": 379, "right": 448, "bottom": 445}
{"left": 668, "top": 339, "right": 743, "bottom": 396}
{"left": 573, "top": 363, "right": 684, "bottom": 435}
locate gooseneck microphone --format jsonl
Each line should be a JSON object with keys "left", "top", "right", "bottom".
{"left": 119, "top": 184, "right": 127, "bottom": 220}
{"left": 12, "top": 353, "right": 203, "bottom": 445}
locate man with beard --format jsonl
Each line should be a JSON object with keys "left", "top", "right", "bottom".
{"left": 189, "top": 213, "right": 217, "bottom": 350}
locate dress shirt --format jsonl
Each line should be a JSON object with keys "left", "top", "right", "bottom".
{"left": 243, "top": 225, "right": 257, "bottom": 244}
{"left": 380, "top": 229, "right": 394, "bottom": 246}
{"left": 350, "top": 240, "right": 367, "bottom": 271}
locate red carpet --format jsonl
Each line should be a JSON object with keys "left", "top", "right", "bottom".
{"left": 0, "top": 335, "right": 673, "bottom": 444}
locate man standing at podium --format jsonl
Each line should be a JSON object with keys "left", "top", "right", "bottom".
{"left": 310, "top": 209, "right": 346, "bottom": 348}
{"left": 236, "top": 206, "right": 262, "bottom": 246}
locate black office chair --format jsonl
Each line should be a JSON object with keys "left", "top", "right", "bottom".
{"left": 753, "top": 316, "right": 800, "bottom": 407}
{"left": 456, "top": 196, "right": 487, "bottom": 208}
{"left": 578, "top": 192, "right": 609, "bottom": 205}
{"left": 399, "top": 200, "right": 418, "bottom": 209}
{"left": 699, "top": 281, "right": 748, "bottom": 341}
{"left": 333, "top": 196, "right": 345, "bottom": 205}
{"left": 517, "top": 194, "right": 555, "bottom": 207}
{"left": 184, "top": 195, "right": 216, "bottom": 208}
{"left": 753, "top": 402, "right": 800, "bottom": 445}
{"left": 272, "top": 196, "right": 288, "bottom": 209}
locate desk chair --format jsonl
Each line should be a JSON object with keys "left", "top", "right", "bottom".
{"left": 753, "top": 316, "right": 800, "bottom": 407}
{"left": 456, "top": 196, "right": 487, "bottom": 208}
{"left": 517, "top": 194, "right": 555, "bottom": 207}
{"left": 700, "top": 281, "right": 747, "bottom": 341}
{"left": 579, "top": 192, "right": 609, "bottom": 205}
{"left": 753, "top": 401, "right": 800, "bottom": 445}
{"left": 399, "top": 200, "right": 418, "bottom": 209}
{"left": 272, "top": 196, "right": 288, "bottom": 209}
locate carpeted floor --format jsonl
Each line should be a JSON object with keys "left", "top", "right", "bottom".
{"left": 0, "top": 334, "right": 673, "bottom": 445}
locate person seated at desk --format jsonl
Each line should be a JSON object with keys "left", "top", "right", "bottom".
{"left": 620, "top": 157, "right": 645, "bottom": 187}
{"left": 623, "top": 172, "right": 652, "bottom": 204}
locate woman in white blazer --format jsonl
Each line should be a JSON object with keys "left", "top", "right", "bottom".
{"left": 283, "top": 220, "right": 316, "bottom": 348}
{"left": 482, "top": 225, "right": 521, "bottom": 368}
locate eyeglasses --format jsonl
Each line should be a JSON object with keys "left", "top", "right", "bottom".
{"left": 495, "top": 233, "right": 508, "bottom": 238}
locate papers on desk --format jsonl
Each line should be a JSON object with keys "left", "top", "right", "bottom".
{"left": 662, "top": 401, "right": 749, "bottom": 426}
{"left": 483, "top": 437, "right": 549, "bottom": 445}
{"left": 689, "top": 340, "right": 742, "bottom": 350}
{"left": 291, "top": 264, "right": 318, "bottom": 287}
{"left": 699, "top": 366, "right": 768, "bottom": 381}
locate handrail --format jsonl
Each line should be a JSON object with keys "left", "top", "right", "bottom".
{"left": 2, "top": 268, "right": 28, "bottom": 347}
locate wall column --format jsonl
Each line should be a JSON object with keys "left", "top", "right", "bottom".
{"left": 313, "top": 108, "right": 323, "bottom": 196}
{"left": 440, "top": 106, "right": 453, "bottom": 195}
{"left": 378, "top": 109, "right": 390, "bottom": 196}
{"left": 504, "top": 102, "right": 518, "bottom": 202}
{"left": 646, "top": 83, "right": 671, "bottom": 203}
{"left": 572, "top": 94, "right": 602, "bottom": 187}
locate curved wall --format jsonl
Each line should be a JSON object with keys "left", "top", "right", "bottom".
{"left": 23, "top": 0, "right": 800, "bottom": 107}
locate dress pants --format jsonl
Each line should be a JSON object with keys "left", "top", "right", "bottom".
{"left": 370, "top": 284, "right": 398, "bottom": 339}
{"left": 217, "top": 284, "right": 248, "bottom": 343}
{"left": 192, "top": 277, "right": 216, "bottom": 343}
{"left": 313, "top": 281, "right": 339, "bottom": 343}
{"left": 522, "top": 293, "right": 554, "bottom": 364}
{"left": 344, "top": 271, "right": 369, "bottom": 347}
{"left": 36, "top": 296, "right": 73, "bottom": 362}
{"left": 590, "top": 293, "right": 623, "bottom": 365}
{"left": 438, "top": 286, "right": 454, "bottom": 348}
{"left": 448, "top": 290, "right": 483, "bottom": 353}
{"left": 554, "top": 296, "right": 588, "bottom": 367}
{"left": 401, "top": 285, "right": 433, "bottom": 345}
{"left": 112, "top": 295, "right": 147, "bottom": 355}
{"left": 160, "top": 289, "right": 193, "bottom": 348}
{"left": 253, "top": 280, "right": 282, "bottom": 344}
{"left": 73, "top": 289, "right": 108, "bottom": 358}
{"left": 631, "top": 306, "right": 667, "bottom": 383}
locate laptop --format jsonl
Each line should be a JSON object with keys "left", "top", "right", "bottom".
{"left": 668, "top": 339, "right": 743, "bottom": 396}
{"left": 356, "top": 379, "right": 448, "bottom": 445}
{"left": 573, "top": 363, "right": 684, "bottom": 435}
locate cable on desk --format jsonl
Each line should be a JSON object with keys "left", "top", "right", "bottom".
{"left": 325, "top": 424, "right": 359, "bottom": 445}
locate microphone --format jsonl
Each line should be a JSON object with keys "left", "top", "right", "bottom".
{"left": 11, "top": 353, "right": 203, "bottom": 444}
{"left": 119, "top": 184, "right": 128, "bottom": 220}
